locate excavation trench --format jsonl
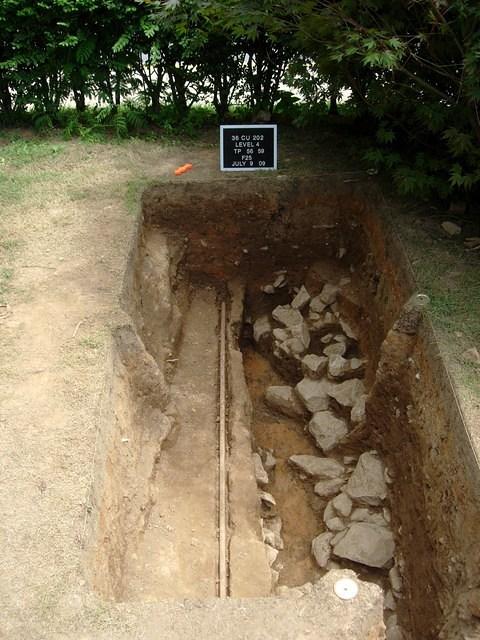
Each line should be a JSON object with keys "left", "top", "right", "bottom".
{"left": 88, "top": 177, "right": 480, "bottom": 639}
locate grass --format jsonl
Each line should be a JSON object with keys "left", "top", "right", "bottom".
{"left": 0, "top": 267, "right": 13, "bottom": 304}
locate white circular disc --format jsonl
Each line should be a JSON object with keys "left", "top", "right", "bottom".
{"left": 333, "top": 577, "right": 359, "bottom": 600}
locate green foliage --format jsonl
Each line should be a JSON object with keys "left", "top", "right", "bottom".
{"left": 0, "top": 0, "right": 479, "bottom": 201}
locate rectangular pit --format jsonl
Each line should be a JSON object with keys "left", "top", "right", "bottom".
{"left": 85, "top": 177, "right": 480, "bottom": 639}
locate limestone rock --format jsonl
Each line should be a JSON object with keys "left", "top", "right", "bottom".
{"left": 290, "top": 321, "right": 310, "bottom": 350}
{"left": 339, "top": 319, "right": 358, "bottom": 340}
{"left": 265, "top": 385, "right": 305, "bottom": 419}
{"left": 265, "top": 545, "right": 279, "bottom": 566}
{"left": 351, "top": 395, "right": 367, "bottom": 424}
{"left": 273, "top": 327, "right": 290, "bottom": 342}
{"left": 289, "top": 455, "right": 345, "bottom": 479}
{"left": 441, "top": 220, "right": 462, "bottom": 236}
{"left": 308, "top": 411, "right": 349, "bottom": 452}
{"left": 309, "top": 311, "right": 338, "bottom": 333}
{"left": 259, "top": 491, "right": 276, "bottom": 508}
{"left": 326, "top": 517, "right": 346, "bottom": 532}
{"left": 324, "top": 342, "right": 346, "bottom": 357}
{"left": 262, "top": 284, "right": 275, "bottom": 294}
{"left": 350, "top": 508, "right": 388, "bottom": 527}
{"left": 272, "top": 305, "right": 303, "bottom": 328}
{"left": 389, "top": 565, "right": 403, "bottom": 593}
{"left": 346, "top": 451, "right": 388, "bottom": 506}
{"left": 263, "top": 450, "right": 277, "bottom": 472}
{"left": 295, "top": 377, "right": 330, "bottom": 412}
{"left": 332, "top": 492, "right": 353, "bottom": 518}
{"left": 263, "top": 516, "right": 284, "bottom": 550}
{"left": 314, "top": 478, "right": 346, "bottom": 497}
{"left": 302, "top": 354, "right": 328, "bottom": 379}
{"left": 332, "top": 522, "right": 395, "bottom": 568}
{"left": 320, "top": 283, "right": 340, "bottom": 305}
{"left": 273, "top": 273, "right": 287, "bottom": 288}
{"left": 254, "top": 315, "right": 272, "bottom": 343}
{"left": 311, "top": 532, "right": 334, "bottom": 568}
{"left": 328, "top": 355, "right": 350, "bottom": 379}
{"left": 253, "top": 452, "right": 269, "bottom": 486}
{"left": 327, "top": 379, "right": 365, "bottom": 408}
{"left": 309, "top": 295, "right": 327, "bottom": 314}
{"left": 291, "top": 285, "right": 311, "bottom": 310}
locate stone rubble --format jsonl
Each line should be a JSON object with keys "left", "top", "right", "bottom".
{"left": 253, "top": 453, "right": 269, "bottom": 486}
{"left": 291, "top": 285, "right": 311, "bottom": 310}
{"left": 295, "top": 377, "right": 330, "bottom": 412}
{"left": 265, "top": 385, "right": 305, "bottom": 419}
{"left": 289, "top": 455, "right": 345, "bottom": 479}
{"left": 255, "top": 272, "right": 398, "bottom": 597}
{"left": 308, "top": 411, "right": 349, "bottom": 452}
{"left": 345, "top": 451, "right": 388, "bottom": 506}
{"left": 301, "top": 354, "right": 328, "bottom": 379}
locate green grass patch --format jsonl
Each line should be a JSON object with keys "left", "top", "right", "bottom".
{"left": 0, "top": 139, "right": 64, "bottom": 168}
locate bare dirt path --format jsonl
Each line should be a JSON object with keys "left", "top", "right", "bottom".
{"left": 121, "top": 287, "right": 220, "bottom": 601}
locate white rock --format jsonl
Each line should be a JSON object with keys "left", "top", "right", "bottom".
{"left": 343, "top": 456, "right": 358, "bottom": 465}
{"left": 313, "top": 478, "right": 346, "bottom": 497}
{"left": 301, "top": 354, "right": 328, "bottom": 379}
{"left": 263, "top": 451, "right": 277, "bottom": 472}
{"left": 253, "top": 315, "right": 272, "bottom": 343}
{"left": 386, "top": 625, "right": 404, "bottom": 640}
{"left": 309, "top": 295, "right": 327, "bottom": 314}
{"left": 384, "top": 589, "right": 397, "bottom": 611}
{"left": 334, "top": 334, "right": 347, "bottom": 343}
{"left": 339, "top": 277, "right": 351, "bottom": 287}
{"left": 330, "top": 529, "right": 348, "bottom": 546}
{"left": 350, "top": 508, "right": 388, "bottom": 527}
{"left": 259, "top": 491, "right": 276, "bottom": 508}
{"left": 323, "top": 501, "right": 336, "bottom": 523}
{"left": 295, "top": 378, "right": 330, "bottom": 412}
{"left": 319, "top": 283, "right": 339, "bottom": 305}
{"left": 291, "top": 285, "right": 311, "bottom": 310}
{"left": 320, "top": 333, "right": 334, "bottom": 344}
{"left": 351, "top": 395, "right": 367, "bottom": 423}
{"left": 262, "top": 285, "right": 275, "bottom": 294}
{"left": 265, "top": 545, "right": 279, "bottom": 566}
{"left": 328, "top": 354, "right": 350, "bottom": 379}
{"left": 265, "top": 385, "right": 304, "bottom": 419}
{"left": 290, "top": 321, "right": 310, "bottom": 349}
{"left": 253, "top": 453, "right": 269, "bottom": 486}
{"left": 346, "top": 451, "right": 388, "bottom": 506}
{"left": 326, "top": 517, "right": 346, "bottom": 532}
{"left": 310, "top": 311, "right": 338, "bottom": 332}
{"left": 441, "top": 221, "right": 462, "bottom": 236}
{"left": 332, "top": 492, "right": 353, "bottom": 518}
{"left": 273, "top": 274, "right": 287, "bottom": 288}
{"left": 324, "top": 342, "right": 346, "bottom": 357}
{"left": 308, "top": 411, "right": 348, "bottom": 452}
{"left": 272, "top": 305, "right": 303, "bottom": 328}
{"left": 263, "top": 519, "right": 284, "bottom": 550}
{"left": 327, "top": 379, "right": 365, "bottom": 408}
{"left": 339, "top": 319, "right": 357, "bottom": 340}
{"left": 273, "top": 327, "right": 290, "bottom": 342}
{"left": 311, "top": 532, "right": 334, "bottom": 568}
{"left": 389, "top": 565, "right": 403, "bottom": 593}
{"left": 289, "top": 455, "right": 345, "bottom": 479}
{"left": 282, "top": 337, "right": 307, "bottom": 356}
{"left": 332, "top": 522, "right": 395, "bottom": 568}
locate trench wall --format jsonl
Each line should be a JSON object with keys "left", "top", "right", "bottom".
{"left": 142, "top": 177, "right": 480, "bottom": 638}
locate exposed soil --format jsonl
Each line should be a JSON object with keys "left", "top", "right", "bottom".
{"left": 0, "top": 140, "right": 479, "bottom": 640}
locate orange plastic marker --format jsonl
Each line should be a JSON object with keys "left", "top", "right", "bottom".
{"left": 174, "top": 163, "right": 193, "bottom": 176}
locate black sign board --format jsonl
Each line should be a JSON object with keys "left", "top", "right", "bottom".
{"left": 220, "top": 124, "right": 277, "bottom": 171}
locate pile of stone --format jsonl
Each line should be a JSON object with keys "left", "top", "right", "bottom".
{"left": 253, "top": 275, "right": 404, "bottom": 636}
{"left": 251, "top": 447, "right": 283, "bottom": 585}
